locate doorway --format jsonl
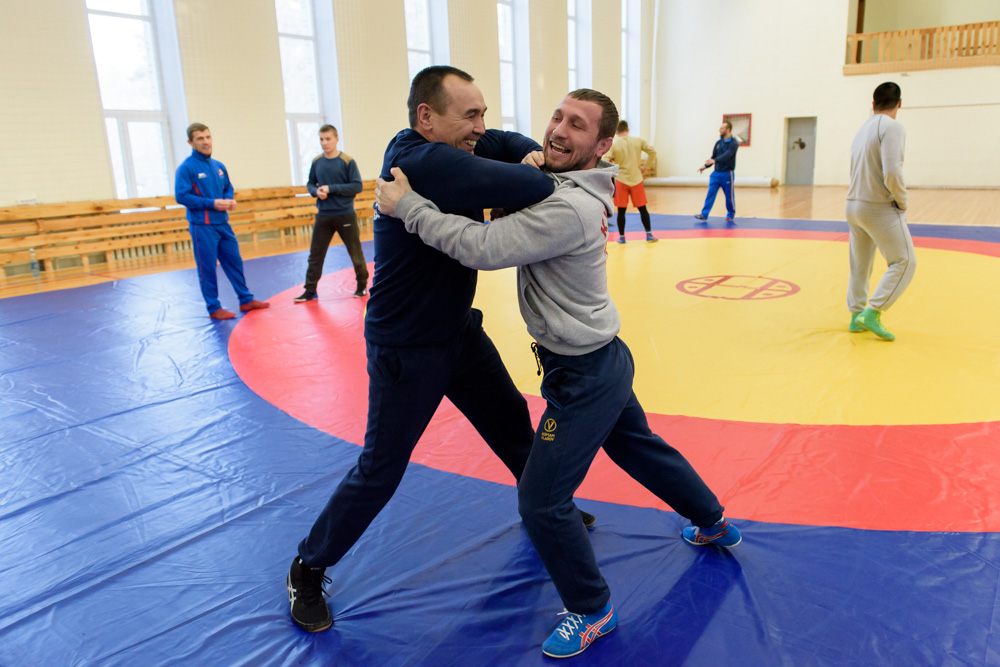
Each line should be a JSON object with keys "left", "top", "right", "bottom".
{"left": 785, "top": 117, "right": 817, "bottom": 186}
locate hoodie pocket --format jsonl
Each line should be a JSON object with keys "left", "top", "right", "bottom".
{"left": 521, "top": 282, "right": 547, "bottom": 338}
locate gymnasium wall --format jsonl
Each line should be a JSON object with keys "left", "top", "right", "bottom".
{"left": 0, "top": 0, "right": 113, "bottom": 206}
{"left": 1, "top": 0, "right": 655, "bottom": 207}
{"left": 173, "top": 0, "right": 290, "bottom": 189}
{"left": 592, "top": 0, "right": 623, "bottom": 106}
{"left": 864, "top": 0, "right": 1000, "bottom": 33}
{"left": 652, "top": 0, "right": 1000, "bottom": 188}
{"left": 448, "top": 0, "right": 502, "bottom": 122}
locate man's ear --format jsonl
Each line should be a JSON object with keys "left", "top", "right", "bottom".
{"left": 596, "top": 136, "right": 614, "bottom": 159}
{"left": 416, "top": 103, "right": 435, "bottom": 131}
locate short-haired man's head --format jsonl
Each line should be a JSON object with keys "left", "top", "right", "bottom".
{"left": 873, "top": 82, "right": 901, "bottom": 111}
{"left": 617, "top": 120, "right": 629, "bottom": 134}
{"left": 723, "top": 121, "right": 733, "bottom": 131}
{"left": 567, "top": 89, "right": 619, "bottom": 141}
{"left": 319, "top": 124, "right": 338, "bottom": 136}
{"left": 407, "top": 66, "right": 475, "bottom": 128}
{"left": 187, "top": 122, "right": 209, "bottom": 141}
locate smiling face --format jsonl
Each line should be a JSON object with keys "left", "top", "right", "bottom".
{"left": 543, "top": 95, "right": 614, "bottom": 173}
{"left": 188, "top": 129, "right": 213, "bottom": 156}
{"left": 420, "top": 74, "right": 487, "bottom": 153}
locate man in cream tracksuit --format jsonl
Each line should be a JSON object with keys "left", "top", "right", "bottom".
{"left": 846, "top": 81, "right": 915, "bottom": 341}
{"left": 376, "top": 89, "right": 739, "bottom": 660}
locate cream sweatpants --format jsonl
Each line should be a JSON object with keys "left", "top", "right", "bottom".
{"left": 845, "top": 199, "right": 916, "bottom": 313}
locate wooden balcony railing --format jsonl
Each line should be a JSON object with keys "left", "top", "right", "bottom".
{"left": 845, "top": 20, "right": 1000, "bottom": 74}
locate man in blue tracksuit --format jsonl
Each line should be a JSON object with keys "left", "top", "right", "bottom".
{"left": 287, "top": 66, "right": 594, "bottom": 634}
{"left": 174, "top": 123, "right": 269, "bottom": 319}
{"left": 694, "top": 120, "right": 738, "bottom": 226}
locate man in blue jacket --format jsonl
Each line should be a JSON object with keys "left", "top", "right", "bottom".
{"left": 287, "top": 66, "right": 594, "bottom": 634}
{"left": 174, "top": 123, "right": 269, "bottom": 319}
{"left": 294, "top": 124, "right": 369, "bottom": 302}
{"left": 694, "top": 120, "right": 738, "bottom": 226}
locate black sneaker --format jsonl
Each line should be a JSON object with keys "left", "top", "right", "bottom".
{"left": 352, "top": 287, "right": 367, "bottom": 298}
{"left": 287, "top": 557, "right": 332, "bottom": 632}
{"left": 580, "top": 509, "right": 596, "bottom": 529}
{"left": 294, "top": 291, "right": 317, "bottom": 303}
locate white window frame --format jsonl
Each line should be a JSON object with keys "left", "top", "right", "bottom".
{"left": 498, "top": 0, "right": 531, "bottom": 133}
{"left": 621, "top": 0, "right": 641, "bottom": 131}
{"left": 405, "top": 0, "right": 450, "bottom": 83}
{"left": 276, "top": 0, "right": 326, "bottom": 185}
{"left": 568, "top": 0, "right": 592, "bottom": 90}
{"left": 87, "top": 0, "right": 182, "bottom": 199}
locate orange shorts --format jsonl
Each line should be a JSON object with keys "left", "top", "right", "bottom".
{"left": 613, "top": 180, "right": 647, "bottom": 208}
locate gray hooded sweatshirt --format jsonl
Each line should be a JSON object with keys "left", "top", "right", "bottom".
{"left": 396, "top": 162, "right": 621, "bottom": 356}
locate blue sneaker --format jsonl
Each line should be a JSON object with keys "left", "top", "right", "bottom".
{"left": 616, "top": 236, "right": 626, "bottom": 244}
{"left": 646, "top": 232, "right": 658, "bottom": 242}
{"left": 725, "top": 217, "right": 736, "bottom": 227}
{"left": 541, "top": 601, "right": 617, "bottom": 658}
{"left": 682, "top": 517, "right": 742, "bottom": 547}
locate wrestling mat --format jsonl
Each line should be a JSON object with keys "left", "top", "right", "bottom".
{"left": 2, "top": 214, "right": 998, "bottom": 665}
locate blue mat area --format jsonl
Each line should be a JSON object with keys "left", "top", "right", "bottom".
{"left": 2, "top": 228, "right": 999, "bottom": 665}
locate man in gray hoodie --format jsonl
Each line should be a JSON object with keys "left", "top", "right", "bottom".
{"left": 376, "top": 89, "right": 739, "bottom": 659}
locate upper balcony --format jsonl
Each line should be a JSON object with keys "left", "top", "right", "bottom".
{"left": 845, "top": 20, "right": 1000, "bottom": 75}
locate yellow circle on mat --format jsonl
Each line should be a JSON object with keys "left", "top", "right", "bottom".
{"left": 473, "top": 236, "right": 1000, "bottom": 426}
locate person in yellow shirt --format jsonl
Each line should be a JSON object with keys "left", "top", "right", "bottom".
{"left": 603, "top": 120, "right": 657, "bottom": 243}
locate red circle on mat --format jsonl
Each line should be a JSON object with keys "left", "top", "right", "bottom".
{"left": 230, "top": 231, "right": 1000, "bottom": 533}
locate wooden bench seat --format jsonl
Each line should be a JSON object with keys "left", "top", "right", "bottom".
{"left": 0, "top": 181, "right": 376, "bottom": 283}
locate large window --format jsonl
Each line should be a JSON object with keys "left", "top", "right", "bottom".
{"left": 275, "top": 0, "right": 325, "bottom": 185}
{"left": 404, "top": 0, "right": 450, "bottom": 83}
{"left": 621, "top": 0, "right": 640, "bottom": 130}
{"left": 568, "top": 0, "right": 577, "bottom": 90}
{"left": 567, "top": 0, "right": 592, "bottom": 91}
{"left": 498, "top": 0, "right": 530, "bottom": 132}
{"left": 86, "top": 0, "right": 175, "bottom": 198}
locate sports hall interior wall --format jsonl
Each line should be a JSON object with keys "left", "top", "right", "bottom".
{"left": 0, "top": 0, "right": 996, "bottom": 208}
{"left": 862, "top": 0, "right": 998, "bottom": 33}
{"left": 653, "top": 0, "right": 1000, "bottom": 188}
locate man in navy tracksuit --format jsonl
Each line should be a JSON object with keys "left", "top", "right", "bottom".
{"left": 695, "top": 120, "right": 738, "bottom": 225}
{"left": 174, "top": 123, "right": 269, "bottom": 319}
{"left": 380, "top": 89, "right": 741, "bottom": 659}
{"left": 294, "top": 124, "right": 369, "bottom": 302}
{"left": 287, "top": 66, "right": 593, "bottom": 633}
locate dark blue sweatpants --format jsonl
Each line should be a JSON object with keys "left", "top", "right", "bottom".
{"left": 701, "top": 170, "right": 736, "bottom": 220}
{"left": 299, "top": 310, "right": 534, "bottom": 568}
{"left": 519, "top": 338, "right": 724, "bottom": 615}
{"left": 187, "top": 222, "right": 254, "bottom": 313}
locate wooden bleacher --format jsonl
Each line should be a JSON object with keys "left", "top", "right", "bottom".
{"left": 0, "top": 181, "right": 376, "bottom": 285}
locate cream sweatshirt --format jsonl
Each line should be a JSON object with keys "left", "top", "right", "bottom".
{"left": 847, "top": 114, "right": 907, "bottom": 210}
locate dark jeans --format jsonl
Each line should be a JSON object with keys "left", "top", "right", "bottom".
{"left": 298, "top": 310, "right": 534, "bottom": 567}
{"left": 304, "top": 212, "right": 369, "bottom": 292}
{"left": 519, "top": 338, "right": 724, "bottom": 614}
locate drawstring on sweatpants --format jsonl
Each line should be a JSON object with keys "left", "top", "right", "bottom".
{"left": 530, "top": 342, "right": 542, "bottom": 376}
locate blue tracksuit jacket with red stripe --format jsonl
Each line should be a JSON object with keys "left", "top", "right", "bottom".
{"left": 175, "top": 149, "right": 234, "bottom": 224}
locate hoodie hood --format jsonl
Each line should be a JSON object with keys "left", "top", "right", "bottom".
{"left": 548, "top": 161, "right": 618, "bottom": 218}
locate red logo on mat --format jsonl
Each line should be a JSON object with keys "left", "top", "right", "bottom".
{"left": 676, "top": 275, "right": 800, "bottom": 300}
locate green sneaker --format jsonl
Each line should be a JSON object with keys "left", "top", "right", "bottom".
{"left": 855, "top": 307, "right": 895, "bottom": 341}
{"left": 849, "top": 311, "right": 865, "bottom": 333}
